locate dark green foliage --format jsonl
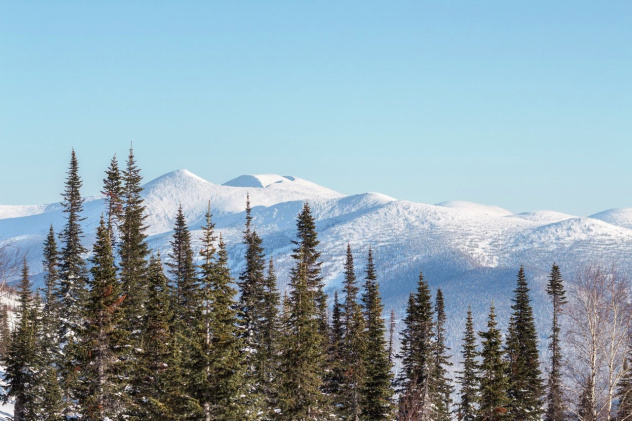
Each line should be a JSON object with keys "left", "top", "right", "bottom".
{"left": 430, "top": 288, "right": 453, "bottom": 420}
{"left": 504, "top": 266, "right": 543, "bottom": 419}
{"left": 545, "top": 263, "right": 567, "bottom": 421}
{"left": 457, "top": 307, "right": 479, "bottom": 421}
{"left": 56, "top": 150, "right": 89, "bottom": 416}
{"left": 578, "top": 378, "right": 595, "bottom": 421}
{"left": 339, "top": 243, "right": 366, "bottom": 420}
{"left": 397, "top": 270, "right": 435, "bottom": 416}
{"left": 291, "top": 202, "right": 328, "bottom": 337}
{"left": 119, "top": 146, "right": 150, "bottom": 346}
{"left": 261, "top": 257, "right": 281, "bottom": 415}
{"left": 326, "top": 290, "right": 345, "bottom": 416}
{"left": 617, "top": 353, "right": 632, "bottom": 420}
{"left": 78, "top": 217, "right": 128, "bottom": 420}
{"left": 134, "top": 255, "right": 180, "bottom": 419}
{"left": 237, "top": 197, "right": 269, "bottom": 413}
{"left": 278, "top": 252, "right": 327, "bottom": 420}
{"left": 168, "top": 205, "right": 199, "bottom": 331}
{"left": 195, "top": 205, "right": 247, "bottom": 420}
{"left": 0, "top": 303, "right": 10, "bottom": 360}
{"left": 3, "top": 261, "right": 40, "bottom": 420}
{"left": 101, "top": 154, "right": 124, "bottom": 240}
{"left": 478, "top": 304, "right": 509, "bottom": 420}
{"left": 56, "top": 149, "right": 89, "bottom": 346}
{"left": 40, "top": 225, "right": 60, "bottom": 368}
{"left": 360, "top": 248, "right": 394, "bottom": 420}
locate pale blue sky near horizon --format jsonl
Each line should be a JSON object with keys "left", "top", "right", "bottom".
{"left": 1, "top": 1, "right": 630, "bottom": 216}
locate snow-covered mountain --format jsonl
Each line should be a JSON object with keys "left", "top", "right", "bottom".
{"left": 3, "top": 169, "right": 632, "bottom": 354}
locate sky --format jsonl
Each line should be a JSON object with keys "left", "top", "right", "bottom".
{"left": 1, "top": 1, "right": 631, "bottom": 216}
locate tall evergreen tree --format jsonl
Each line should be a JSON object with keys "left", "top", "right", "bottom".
{"left": 78, "top": 217, "right": 127, "bottom": 420}
{"left": 261, "top": 256, "right": 281, "bottom": 415}
{"left": 360, "top": 248, "right": 394, "bottom": 420}
{"left": 278, "top": 251, "right": 328, "bottom": 420}
{"left": 504, "top": 266, "right": 543, "bottom": 419}
{"left": 457, "top": 307, "right": 479, "bottom": 421}
{"left": 56, "top": 149, "right": 89, "bottom": 415}
{"left": 41, "top": 226, "right": 60, "bottom": 367}
{"left": 291, "top": 202, "right": 328, "bottom": 337}
{"left": 326, "top": 290, "right": 345, "bottom": 417}
{"left": 101, "top": 154, "right": 124, "bottom": 239}
{"left": 237, "top": 197, "right": 269, "bottom": 414}
{"left": 168, "top": 205, "right": 199, "bottom": 330}
{"left": 3, "top": 261, "right": 40, "bottom": 420}
{"left": 119, "top": 145, "right": 150, "bottom": 344}
{"left": 430, "top": 288, "right": 453, "bottom": 420}
{"left": 397, "top": 270, "right": 435, "bottom": 418}
{"left": 478, "top": 304, "right": 509, "bottom": 420}
{"left": 0, "top": 304, "right": 10, "bottom": 360}
{"left": 545, "top": 263, "right": 567, "bottom": 421}
{"left": 196, "top": 205, "right": 246, "bottom": 420}
{"left": 134, "top": 255, "right": 180, "bottom": 419}
{"left": 340, "top": 243, "right": 366, "bottom": 421}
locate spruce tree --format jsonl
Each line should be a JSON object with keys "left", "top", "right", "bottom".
{"left": 278, "top": 252, "right": 327, "bottom": 420}
{"left": 237, "top": 197, "right": 269, "bottom": 414}
{"left": 41, "top": 226, "right": 61, "bottom": 368}
{"left": 101, "top": 154, "right": 124, "bottom": 240}
{"left": 3, "top": 261, "right": 40, "bottom": 420}
{"left": 326, "top": 290, "right": 345, "bottom": 416}
{"left": 78, "top": 217, "right": 128, "bottom": 420}
{"left": 457, "top": 307, "right": 479, "bottom": 421}
{"left": 119, "top": 145, "right": 150, "bottom": 346}
{"left": 504, "top": 266, "right": 543, "bottom": 419}
{"left": 360, "top": 248, "right": 394, "bottom": 420}
{"left": 397, "top": 270, "right": 435, "bottom": 417}
{"left": 196, "top": 205, "right": 246, "bottom": 420}
{"left": 134, "top": 255, "right": 180, "bottom": 419}
{"left": 478, "top": 304, "right": 509, "bottom": 420}
{"left": 261, "top": 257, "right": 281, "bottom": 415}
{"left": 168, "top": 205, "right": 199, "bottom": 331}
{"left": 340, "top": 243, "right": 366, "bottom": 420}
{"left": 56, "top": 149, "right": 89, "bottom": 415}
{"left": 0, "top": 304, "right": 10, "bottom": 360}
{"left": 430, "top": 288, "right": 453, "bottom": 420}
{"left": 545, "top": 263, "right": 567, "bottom": 421}
{"left": 617, "top": 352, "right": 632, "bottom": 421}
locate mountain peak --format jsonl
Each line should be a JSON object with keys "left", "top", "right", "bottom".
{"left": 222, "top": 174, "right": 297, "bottom": 188}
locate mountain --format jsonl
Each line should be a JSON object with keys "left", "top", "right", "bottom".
{"left": 2, "top": 169, "right": 632, "bottom": 355}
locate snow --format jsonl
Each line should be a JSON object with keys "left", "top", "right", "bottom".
{"left": 4, "top": 169, "right": 632, "bottom": 365}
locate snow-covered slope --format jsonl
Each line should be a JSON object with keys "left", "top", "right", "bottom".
{"left": 2, "top": 169, "right": 632, "bottom": 357}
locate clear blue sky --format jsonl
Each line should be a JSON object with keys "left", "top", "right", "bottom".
{"left": 1, "top": 1, "right": 630, "bottom": 216}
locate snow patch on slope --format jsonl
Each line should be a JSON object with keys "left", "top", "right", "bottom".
{"left": 436, "top": 201, "right": 513, "bottom": 217}
{"left": 590, "top": 208, "right": 632, "bottom": 230}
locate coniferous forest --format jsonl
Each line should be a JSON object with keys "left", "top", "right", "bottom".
{"left": 2, "top": 149, "right": 632, "bottom": 421}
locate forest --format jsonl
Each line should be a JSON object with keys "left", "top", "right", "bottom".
{"left": 1, "top": 148, "right": 631, "bottom": 421}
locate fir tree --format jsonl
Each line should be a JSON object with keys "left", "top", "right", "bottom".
{"left": 291, "top": 202, "right": 328, "bottom": 337}
{"left": 457, "top": 307, "right": 479, "bottom": 421}
{"left": 119, "top": 145, "right": 150, "bottom": 347}
{"left": 78, "top": 216, "right": 128, "bottom": 420}
{"left": 326, "top": 290, "right": 345, "bottom": 416}
{"left": 41, "top": 225, "right": 60, "bottom": 368}
{"left": 3, "top": 261, "right": 40, "bottom": 420}
{"left": 39, "top": 367, "right": 64, "bottom": 421}
{"left": 545, "top": 263, "right": 567, "bottom": 421}
{"left": 397, "top": 270, "right": 435, "bottom": 418}
{"left": 196, "top": 205, "right": 246, "bottom": 420}
{"left": 360, "top": 248, "right": 394, "bottom": 420}
{"left": 0, "top": 304, "right": 10, "bottom": 360}
{"left": 617, "top": 352, "right": 632, "bottom": 421}
{"left": 134, "top": 255, "right": 180, "bottom": 419}
{"left": 430, "top": 288, "right": 453, "bottom": 420}
{"left": 340, "top": 243, "right": 366, "bottom": 420}
{"left": 504, "top": 266, "right": 543, "bottom": 419}
{"left": 478, "top": 304, "right": 509, "bottom": 420}
{"left": 101, "top": 154, "right": 124, "bottom": 239}
{"left": 388, "top": 309, "right": 395, "bottom": 365}
{"left": 56, "top": 149, "right": 89, "bottom": 415}
{"left": 261, "top": 257, "right": 281, "bottom": 415}
{"left": 168, "top": 205, "right": 199, "bottom": 331}
{"left": 278, "top": 251, "right": 327, "bottom": 420}
{"left": 237, "top": 197, "right": 269, "bottom": 414}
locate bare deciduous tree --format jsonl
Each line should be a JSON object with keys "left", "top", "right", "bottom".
{"left": 0, "top": 239, "right": 23, "bottom": 295}
{"left": 564, "top": 264, "right": 632, "bottom": 421}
